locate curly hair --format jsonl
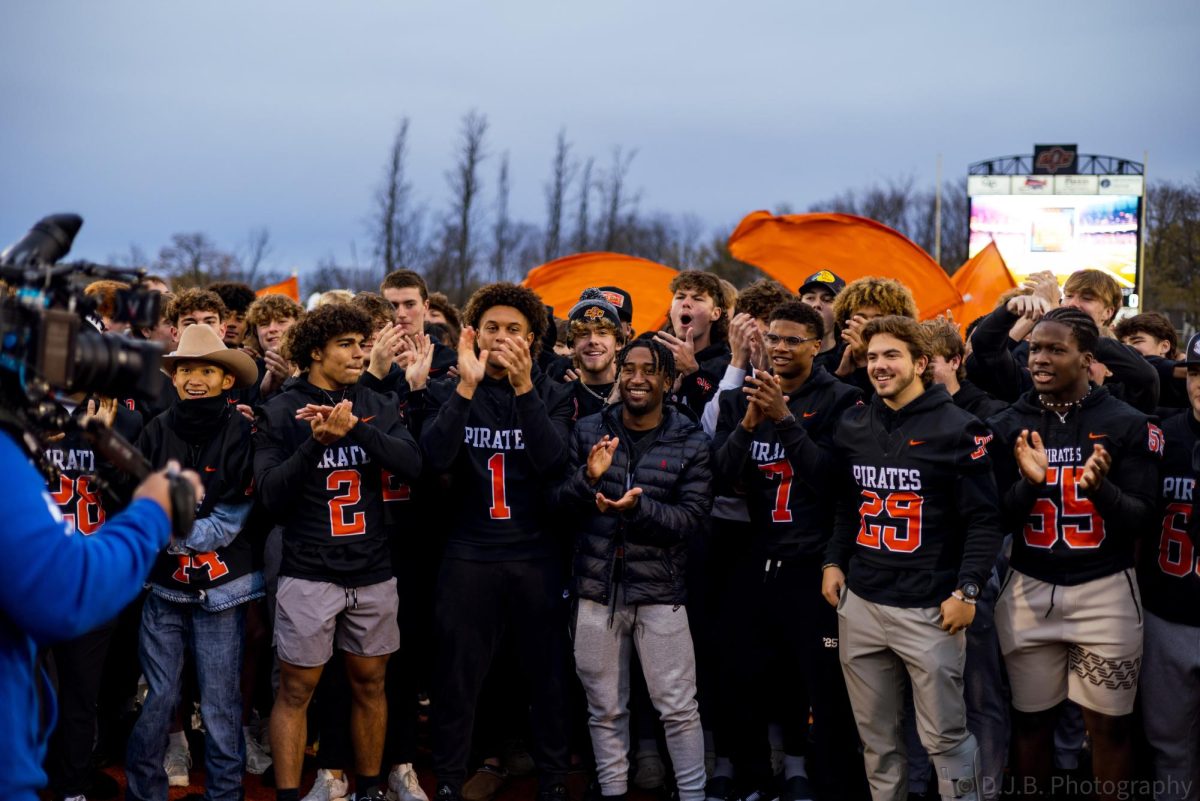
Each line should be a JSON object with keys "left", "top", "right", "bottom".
{"left": 736, "top": 279, "right": 796, "bottom": 321}
{"left": 616, "top": 338, "right": 677, "bottom": 386}
{"left": 769, "top": 300, "right": 825, "bottom": 341}
{"left": 246, "top": 294, "right": 304, "bottom": 328}
{"left": 462, "top": 282, "right": 549, "bottom": 359}
{"left": 832, "top": 277, "right": 918, "bottom": 327}
{"left": 83, "top": 279, "right": 131, "bottom": 320}
{"left": 861, "top": 315, "right": 934, "bottom": 386}
{"left": 166, "top": 288, "right": 228, "bottom": 325}
{"left": 1113, "top": 311, "right": 1178, "bottom": 354}
{"left": 282, "top": 303, "right": 373, "bottom": 371}
{"left": 1036, "top": 307, "right": 1100, "bottom": 355}
{"left": 921, "top": 317, "right": 966, "bottom": 381}
{"left": 668, "top": 270, "right": 729, "bottom": 343}
{"left": 207, "top": 281, "right": 256, "bottom": 315}
{"left": 352, "top": 291, "right": 396, "bottom": 331}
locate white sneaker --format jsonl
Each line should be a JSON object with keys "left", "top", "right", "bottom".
{"left": 303, "top": 769, "right": 351, "bottom": 801}
{"left": 164, "top": 743, "right": 191, "bottom": 787}
{"left": 388, "top": 763, "right": 429, "bottom": 801}
{"left": 245, "top": 729, "right": 273, "bottom": 775}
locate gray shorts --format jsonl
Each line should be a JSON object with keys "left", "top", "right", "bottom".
{"left": 274, "top": 576, "right": 400, "bottom": 667}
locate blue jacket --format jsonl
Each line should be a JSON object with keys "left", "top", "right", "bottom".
{"left": 0, "top": 431, "right": 170, "bottom": 801}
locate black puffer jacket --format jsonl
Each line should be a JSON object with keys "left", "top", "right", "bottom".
{"left": 552, "top": 403, "right": 713, "bottom": 606}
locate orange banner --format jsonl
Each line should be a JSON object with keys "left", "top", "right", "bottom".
{"left": 728, "top": 211, "right": 962, "bottom": 320}
{"left": 256, "top": 274, "right": 300, "bottom": 303}
{"left": 950, "top": 241, "right": 1015, "bottom": 329}
{"left": 523, "top": 252, "right": 676, "bottom": 335}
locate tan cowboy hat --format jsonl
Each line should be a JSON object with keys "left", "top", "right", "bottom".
{"left": 161, "top": 324, "right": 259, "bottom": 388}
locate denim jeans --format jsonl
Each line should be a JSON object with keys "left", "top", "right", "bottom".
{"left": 125, "top": 592, "right": 246, "bottom": 801}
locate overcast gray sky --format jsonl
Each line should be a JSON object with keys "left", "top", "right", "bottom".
{"left": 2, "top": 0, "right": 1197, "bottom": 274}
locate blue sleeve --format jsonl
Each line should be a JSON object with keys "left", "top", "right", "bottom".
{"left": 0, "top": 433, "right": 170, "bottom": 645}
{"left": 177, "top": 500, "right": 253, "bottom": 553}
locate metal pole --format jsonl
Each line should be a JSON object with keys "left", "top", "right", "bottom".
{"left": 1137, "top": 150, "right": 1148, "bottom": 310}
{"left": 934, "top": 153, "right": 943, "bottom": 265}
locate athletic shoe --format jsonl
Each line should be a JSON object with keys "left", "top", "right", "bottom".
{"left": 536, "top": 783, "right": 569, "bottom": 801}
{"left": 778, "top": 776, "right": 814, "bottom": 801}
{"left": 737, "top": 786, "right": 778, "bottom": 801}
{"left": 245, "top": 730, "right": 272, "bottom": 775}
{"left": 302, "top": 769, "right": 350, "bottom": 801}
{"left": 705, "top": 775, "right": 736, "bottom": 801}
{"left": 461, "top": 764, "right": 508, "bottom": 801}
{"left": 164, "top": 744, "right": 191, "bottom": 787}
{"left": 389, "top": 763, "right": 430, "bottom": 801}
{"left": 632, "top": 752, "right": 667, "bottom": 790}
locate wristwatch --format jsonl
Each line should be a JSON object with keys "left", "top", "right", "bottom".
{"left": 953, "top": 582, "right": 980, "bottom": 605}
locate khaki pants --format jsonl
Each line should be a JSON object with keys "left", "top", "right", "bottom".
{"left": 838, "top": 588, "right": 979, "bottom": 801}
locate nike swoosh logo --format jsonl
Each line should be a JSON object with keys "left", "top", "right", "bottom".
{"left": 1088, "top": 432, "right": 1107, "bottom": 440}
{"left": 802, "top": 412, "right": 817, "bottom": 418}
{"left": 362, "top": 415, "right": 376, "bottom": 423}
{"left": 204, "top": 466, "right": 217, "bottom": 473}
{"left": 909, "top": 440, "right": 926, "bottom": 446}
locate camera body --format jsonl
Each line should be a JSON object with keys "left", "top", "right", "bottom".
{"left": 0, "top": 214, "right": 164, "bottom": 404}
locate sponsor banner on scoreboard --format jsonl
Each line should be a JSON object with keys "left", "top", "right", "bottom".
{"left": 1012, "top": 176, "right": 1053, "bottom": 195}
{"left": 1098, "top": 175, "right": 1144, "bottom": 196}
{"left": 967, "top": 175, "right": 1011, "bottom": 195}
{"left": 1054, "top": 175, "right": 1099, "bottom": 195}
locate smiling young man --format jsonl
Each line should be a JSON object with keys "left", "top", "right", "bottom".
{"left": 712, "top": 301, "right": 865, "bottom": 801}
{"left": 553, "top": 338, "right": 712, "bottom": 801}
{"left": 125, "top": 324, "right": 261, "bottom": 801}
{"left": 656, "top": 270, "right": 731, "bottom": 414}
{"left": 419, "top": 283, "right": 574, "bottom": 801}
{"left": 564, "top": 288, "right": 626, "bottom": 418}
{"left": 245, "top": 294, "right": 305, "bottom": 399}
{"left": 208, "top": 281, "right": 257, "bottom": 348}
{"left": 254, "top": 304, "right": 423, "bottom": 801}
{"left": 985, "top": 307, "right": 1161, "bottom": 801}
{"left": 821, "top": 316, "right": 1002, "bottom": 801}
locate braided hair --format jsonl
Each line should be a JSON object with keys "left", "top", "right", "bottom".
{"left": 1036, "top": 307, "right": 1100, "bottom": 354}
{"left": 616, "top": 338, "right": 677, "bottom": 384}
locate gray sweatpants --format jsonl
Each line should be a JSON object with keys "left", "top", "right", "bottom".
{"left": 573, "top": 591, "right": 706, "bottom": 801}
{"left": 1141, "top": 610, "right": 1200, "bottom": 801}
{"left": 838, "top": 588, "right": 980, "bottom": 801}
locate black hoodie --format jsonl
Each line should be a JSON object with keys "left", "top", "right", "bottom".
{"left": 824, "top": 385, "right": 1004, "bottom": 608}
{"left": 987, "top": 385, "right": 1160, "bottom": 586}
{"left": 712, "top": 366, "right": 863, "bottom": 559}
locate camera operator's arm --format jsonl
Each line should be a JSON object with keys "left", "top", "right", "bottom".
{"left": 0, "top": 436, "right": 199, "bottom": 644}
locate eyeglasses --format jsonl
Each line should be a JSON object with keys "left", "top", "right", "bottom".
{"left": 764, "top": 333, "right": 819, "bottom": 347}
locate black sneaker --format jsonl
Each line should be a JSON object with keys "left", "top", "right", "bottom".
{"left": 738, "top": 786, "right": 778, "bottom": 801}
{"left": 437, "top": 784, "right": 463, "bottom": 801}
{"left": 538, "top": 783, "right": 570, "bottom": 801}
{"left": 779, "top": 776, "right": 814, "bottom": 801}
{"left": 705, "top": 776, "right": 736, "bottom": 801}
{"left": 359, "top": 788, "right": 390, "bottom": 801}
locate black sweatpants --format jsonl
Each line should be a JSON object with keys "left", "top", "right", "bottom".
{"left": 716, "top": 555, "right": 868, "bottom": 800}
{"left": 432, "top": 557, "right": 570, "bottom": 792}
{"left": 46, "top": 621, "right": 115, "bottom": 798}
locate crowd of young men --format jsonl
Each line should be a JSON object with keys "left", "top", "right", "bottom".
{"left": 34, "top": 263, "right": 1200, "bottom": 801}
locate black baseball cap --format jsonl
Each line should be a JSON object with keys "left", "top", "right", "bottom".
{"left": 798, "top": 269, "right": 846, "bottom": 297}
{"left": 1185, "top": 333, "right": 1200, "bottom": 366}
{"left": 596, "top": 286, "right": 633, "bottom": 324}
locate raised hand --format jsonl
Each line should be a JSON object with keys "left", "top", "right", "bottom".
{"left": 1078, "top": 443, "right": 1112, "bottom": 492}
{"left": 493, "top": 335, "right": 534, "bottom": 395}
{"left": 311, "top": 399, "right": 357, "bottom": 444}
{"left": 261, "top": 348, "right": 294, "bottom": 396}
{"left": 455, "top": 327, "right": 487, "bottom": 396}
{"left": 595, "top": 486, "right": 642, "bottom": 514}
{"left": 654, "top": 328, "right": 699, "bottom": 377}
{"left": 729, "top": 312, "right": 755, "bottom": 370}
{"left": 1014, "top": 429, "right": 1049, "bottom": 484}
{"left": 404, "top": 333, "right": 436, "bottom": 391}
{"left": 81, "top": 396, "right": 118, "bottom": 430}
{"left": 368, "top": 323, "right": 404, "bottom": 379}
{"left": 745, "top": 372, "right": 790, "bottom": 423}
{"left": 586, "top": 435, "right": 620, "bottom": 483}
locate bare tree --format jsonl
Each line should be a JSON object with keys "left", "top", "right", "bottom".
{"left": 573, "top": 156, "right": 595, "bottom": 253}
{"left": 600, "top": 147, "right": 639, "bottom": 251}
{"left": 491, "top": 151, "right": 514, "bottom": 282}
{"left": 241, "top": 226, "right": 273, "bottom": 283}
{"left": 543, "top": 129, "right": 574, "bottom": 262}
{"left": 372, "top": 118, "right": 425, "bottom": 274}
{"left": 155, "top": 233, "right": 240, "bottom": 288}
{"left": 440, "top": 110, "right": 488, "bottom": 302}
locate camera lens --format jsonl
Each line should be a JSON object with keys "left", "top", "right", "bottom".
{"left": 72, "top": 330, "right": 164, "bottom": 399}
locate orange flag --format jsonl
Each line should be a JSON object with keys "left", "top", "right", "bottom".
{"left": 950, "top": 241, "right": 1015, "bottom": 329}
{"left": 523, "top": 252, "right": 676, "bottom": 334}
{"left": 728, "top": 211, "right": 962, "bottom": 320}
{"left": 256, "top": 274, "right": 300, "bottom": 303}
